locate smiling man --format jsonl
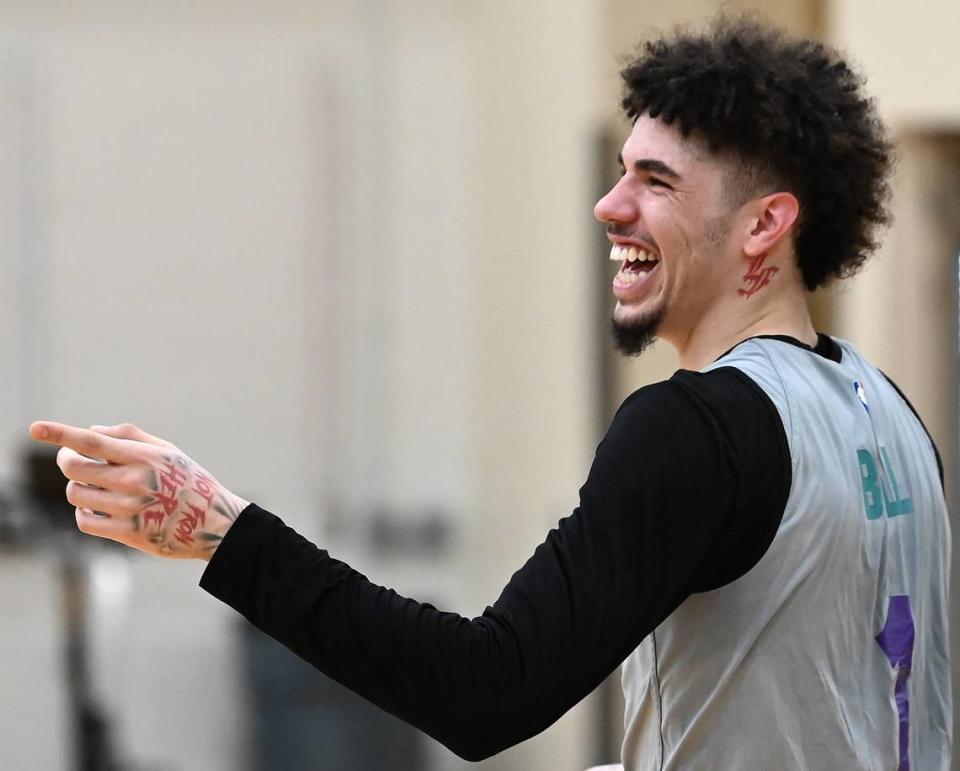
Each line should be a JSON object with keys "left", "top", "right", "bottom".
{"left": 602, "top": 113, "right": 810, "bottom": 367}
{"left": 30, "top": 17, "right": 952, "bottom": 771}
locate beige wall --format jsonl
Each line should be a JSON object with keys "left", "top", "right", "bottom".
{"left": 830, "top": 0, "right": 960, "bottom": 130}
{"left": 0, "top": 2, "right": 606, "bottom": 770}
{"left": 464, "top": 3, "right": 603, "bottom": 768}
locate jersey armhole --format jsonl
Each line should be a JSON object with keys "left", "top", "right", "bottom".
{"left": 688, "top": 366, "right": 792, "bottom": 592}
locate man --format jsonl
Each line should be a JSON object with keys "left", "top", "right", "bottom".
{"left": 30, "top": 17, "right": 952, "bottom": 770}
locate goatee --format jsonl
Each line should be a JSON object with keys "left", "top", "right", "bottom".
{"left": 611, "top": 307, "right": 664, "bottom": 357}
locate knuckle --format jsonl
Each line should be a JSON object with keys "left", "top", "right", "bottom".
{"left": 127, "top": 450, "right": 152, "bottom": 469}
{"left": 122, "top": 468, "right": 145, "bottom": 492}
{"left": 120, "top": 422, "right": 139, "bottom": 434}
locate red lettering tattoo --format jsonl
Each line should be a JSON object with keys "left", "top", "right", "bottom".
{"left": 157, "top": 460, "right": 188, "bottom": 515}
{"left": 191, "top": 471, "right": 216, "bottom": 508}
{"left": 151, "top": 489, "right": 180, "bottom": 518}
{"left": 144, "top": 508, "right": 168, "bottom": 529}
{"left": 737, "top": 253, "right": 779, "bottom": 298}
{"left": 173, "top": 502, "right": 207, "bottom": 545}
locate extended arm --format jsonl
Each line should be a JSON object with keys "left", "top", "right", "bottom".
{"left": 199, "top": 369, "right": 790, "bottom": 760}
{"left": 29, "top": 368, "right": 788, "bottom": 760}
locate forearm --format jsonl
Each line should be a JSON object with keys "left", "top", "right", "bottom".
{"left": 200, "top": 504, "right": 595, "bottom": 759}
{"left": 200, "top": 494, "right": 712, "bottom": 759}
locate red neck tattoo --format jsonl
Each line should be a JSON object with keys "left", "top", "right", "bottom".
{"left": 737, "top": 253, "right": 779, "bottom": 298}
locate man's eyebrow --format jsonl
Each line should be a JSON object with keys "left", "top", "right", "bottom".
{"left": 617, "top": 153, "right": 683, "bottom": 181}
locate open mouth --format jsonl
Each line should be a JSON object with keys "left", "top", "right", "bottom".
{"left": 609, "top": 243, "right": 660, "bottom": 285}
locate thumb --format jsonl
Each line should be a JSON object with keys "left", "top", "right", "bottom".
{"left": 90, "top": 423, "right": 175, "bottom": 449}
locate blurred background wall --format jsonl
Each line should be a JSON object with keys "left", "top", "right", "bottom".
{"left": 0, "top": 1, "right": 956, "bottom": 770}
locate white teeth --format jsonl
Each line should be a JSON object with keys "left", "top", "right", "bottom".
{"left": 617, "top": 270, "right": 640, "bottom": 283}
{"left": 609, "top": 243, "right": 660, "bottom": 263}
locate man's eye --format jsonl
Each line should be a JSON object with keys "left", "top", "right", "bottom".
{"left": 649, "top": 177, "right": 670, "bottom": 188}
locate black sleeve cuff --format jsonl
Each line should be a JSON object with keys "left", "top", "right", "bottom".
{"left": 199, "top": 502, "right": 277, "bottom": 610}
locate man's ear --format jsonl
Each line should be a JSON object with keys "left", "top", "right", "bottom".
{"left": 742, "top": 192, "right": 800, "bottom": 258}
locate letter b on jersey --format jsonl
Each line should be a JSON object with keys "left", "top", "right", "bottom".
{"left": 858, "top": 448, "right": 914, "bottom": 520}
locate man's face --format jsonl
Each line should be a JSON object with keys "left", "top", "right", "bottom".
{"left": 594, "top": 115, "right": 741, "bottom": 356}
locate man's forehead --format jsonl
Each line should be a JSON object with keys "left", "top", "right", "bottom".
{"left": 620, "top": 115, "right": 705, "bottom": 172}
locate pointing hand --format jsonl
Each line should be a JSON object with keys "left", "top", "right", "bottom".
{"left": 29, "top": 421, "right": 249, "bottom": 561}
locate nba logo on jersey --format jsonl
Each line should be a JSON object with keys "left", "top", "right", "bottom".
{"left": 854, "top": 380, "right": 869, "bottom": 413}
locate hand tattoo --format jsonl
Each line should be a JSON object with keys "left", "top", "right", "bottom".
{"left": 138, "top": 455, "right": 243, "bottom": 557}
{"left": 31, "top": 420, "right": 250, "bottom": 561}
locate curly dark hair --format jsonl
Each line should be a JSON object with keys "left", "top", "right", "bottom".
{"left": 620, "top": 16, "right": 893, "bottom": 290}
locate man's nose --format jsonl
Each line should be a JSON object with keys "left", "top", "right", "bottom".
{"left": 594, "top": 182, "right": 636, "bottom": 225}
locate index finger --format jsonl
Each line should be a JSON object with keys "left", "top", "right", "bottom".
{"left": 29, "top": 421, "right": 141, "bottom": 464}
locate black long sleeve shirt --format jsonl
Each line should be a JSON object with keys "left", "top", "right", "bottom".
{"left": 200, "top": 362, "right": 794, "bottom": 761}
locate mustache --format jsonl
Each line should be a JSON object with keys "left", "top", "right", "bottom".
{"left": 606, "top": 225, "right": 659, "bottom": 252}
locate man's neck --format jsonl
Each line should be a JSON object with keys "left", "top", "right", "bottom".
{"left": 670, "top": 290, "right": 817, "bottom": 371}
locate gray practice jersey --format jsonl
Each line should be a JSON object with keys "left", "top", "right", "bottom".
{"left": 621, "top": 336, "right": 952, "bottom": 770}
